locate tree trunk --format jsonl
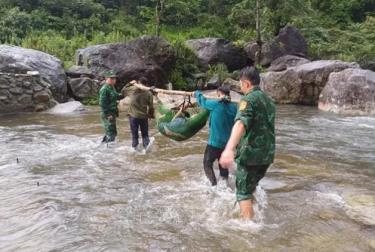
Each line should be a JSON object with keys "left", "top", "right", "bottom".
{"left": 255, "top": 0, "right": 262, "bottom": 65}
{"left": 155, "top": 0, "right": 164, "bottom": 37}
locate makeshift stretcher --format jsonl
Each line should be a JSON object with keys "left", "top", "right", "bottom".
{"left": 129, "top": 82, "right": 236, "bottom": 141}
{"left": 155, "top": 96, "right": 209, "bottom": 141}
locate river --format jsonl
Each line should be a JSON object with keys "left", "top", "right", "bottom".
{"left": 0, "top": 105, "right": 374, "bottom": 252}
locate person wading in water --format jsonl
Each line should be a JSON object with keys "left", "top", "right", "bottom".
{"left": 220, "top": 66, "right": 275, "bottom": 220}
{"left": 99, "top": 70, "right": 122, "bottom": 143}
{"left": 121, "top": 77, "right": 154, "bottom": 151}
{"left": 192, "top": 86, "right": 237, "bottom": 186}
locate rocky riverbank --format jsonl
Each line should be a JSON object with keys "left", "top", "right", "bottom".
{"left": 0, "top": 26, "right": 374, "bottom": 116}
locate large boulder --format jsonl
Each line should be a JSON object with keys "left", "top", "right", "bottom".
{"left": 319, "top": 68, "right": 375, "bottom": 115}
{"left": 261, "top": 60, "right": 359, "bottom": 105}
{"left": 268, "top": 55, "right": 311, "bottom": 72}
{"left": 116, "top": 64, "right": 168, "bottom": 89}
{"left": 66, "top": 65, "right": 95, "bottom": 79}
{"left": 0, "top": 72, "right": 57, "bottom": 113}
{"left": 185, "top": 38, "right": 249, "bottom": 71}
{"left": 0, "top": 45, "right": 67, "bottom": 102}
{"left": 76, "top": 36, "right": 176, "bottom": 88}
{"left": 245, "top": 26, "right": 308, "bottom": 66}
{"left": 68, "top": 77, "right": 101, "bottom": 100}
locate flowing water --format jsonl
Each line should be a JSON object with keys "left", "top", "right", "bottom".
{"left": 0, "top": 105, "right": 374, "bottom": 252}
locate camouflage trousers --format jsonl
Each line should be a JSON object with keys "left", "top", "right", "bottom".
{"left": 101, "top": 113, "right": 117, "bottom": 142}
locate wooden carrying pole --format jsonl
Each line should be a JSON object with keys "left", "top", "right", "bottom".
{"left": 131, "top": 82, "right": 239, "bottom": 103}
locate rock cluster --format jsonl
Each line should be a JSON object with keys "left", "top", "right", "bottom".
{"left": 0, "top": 45, "right": 67, "bottom": 102}
{"left": 0, "top": 72, "right": 56, "bottom": 112}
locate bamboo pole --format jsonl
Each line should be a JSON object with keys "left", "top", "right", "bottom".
{"left": 132, "top": 82, "right": 196, "bottom": 96}
{"left": 131, "top": 82, "right": 240, "bottom": 103}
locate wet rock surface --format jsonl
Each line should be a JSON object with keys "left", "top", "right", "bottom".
{"left": 319, "top": 68, "right": 375, "bottom": 115}
{"left": 0, "top": 45, "right": 67, "bottom": 102}
{"left": 261, "top": 60, "right": 359, "bottom": 105}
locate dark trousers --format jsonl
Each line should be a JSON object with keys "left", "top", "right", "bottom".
{"left": 203, "top": 144, "right": 229, "bottom": 186}
{"left": 129, "top": 116, "right": 150, "bottom": 148}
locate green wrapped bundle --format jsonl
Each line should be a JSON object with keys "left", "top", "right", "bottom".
{"left": 156, "top": 104, "right": 209, "bottom": 141}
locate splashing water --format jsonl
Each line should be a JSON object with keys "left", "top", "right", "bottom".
{"left": 0, "top": 105, "right": 374, "bottom": 251}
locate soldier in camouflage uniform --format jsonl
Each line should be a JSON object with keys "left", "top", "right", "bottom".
{"left": 220, "top": 66, "right": 275, "bottom": 220}
{"left": 99, "top": 70, "right": 122, "bottom": 143}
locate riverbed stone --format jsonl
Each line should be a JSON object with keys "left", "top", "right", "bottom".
{"left": 0, "top": 89, "right": 10, "bottom": 97}
{"left": 68, "top": 77, "right": 100, "bottom": 100}
{"left": 18, "top": 94, "right": 33, "bottom": 104}
{"left": 34, "top": 92, "right": 51, "bottom": 103}
{"left": 369, "top": 239, "right": 375, "bottom": 250}
{"left": 319, "top": 68, "right": 375, "bottom": 115}
{"left": 9, "top": 87, "right": 23, "bottom": 94}
{"left": 46, "top": 101, "right": 84, "bottom": 114}
{"left": 261, "top": 60, "right": 359, "bottom": 105}
{"left": 22, "top": 81, "right": 32, "bottom": 88}
{"left": 0, "top": 45, "right": 67, "bottom": 102}
{"left": 344, "top": 194, "right": 375, "bottom": 226}
{"left": 33, "top": 84, "right": 44, "bottom": 92}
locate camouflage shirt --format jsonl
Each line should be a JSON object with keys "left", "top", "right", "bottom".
{"left": 99, "top": 83, "right": 120, "bottom": 117}
{"left": 235, "top": 86, "right": 275, "bottom": 166}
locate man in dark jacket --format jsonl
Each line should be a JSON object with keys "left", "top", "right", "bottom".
{"left": 121, "top": 77, "right": 154, "bottom": 151}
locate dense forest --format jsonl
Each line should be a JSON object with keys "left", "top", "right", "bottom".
{"left": 0, "top": 0, "right": 374, "bottom": 70}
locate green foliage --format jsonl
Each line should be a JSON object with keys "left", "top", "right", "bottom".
{"left": 0, "top": 0, "right": 374, "bottom": 90}
{"left": 82, "top": 96, "right": 99, "bottom": 105}
{"left": 0, "top": 7, "right": 31, "bottom": 44}
{"left": 307, "top": 16, "right": 375, "bottom": 63}
{"left": 169, "top": 40, "right": 200, "bottom": 90}
{"left": 207, "top": 64, "right": 229, "bottom": 83}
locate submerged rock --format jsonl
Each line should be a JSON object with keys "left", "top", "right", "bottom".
{"left": 319, "top": 68, "right": 375, "bottom": 115}
{"left": 344, "top": 194, "right": 375, "bottom": 226}
{"left": 46, "top": 101, "right": 84, "bottom": 114}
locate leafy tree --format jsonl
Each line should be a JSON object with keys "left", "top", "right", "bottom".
{"left": 0, "top": 7, "right": 31, "bottom": 43}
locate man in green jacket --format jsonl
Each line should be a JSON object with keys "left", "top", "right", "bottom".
{"left": 220, "top": 66, "right": 275, "bottom": 220}
{"left": 99, "top": 70, "right": 122, "bottom": 143}
{"left": 121, "top": 77, "right": 154, "bottom": 151}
